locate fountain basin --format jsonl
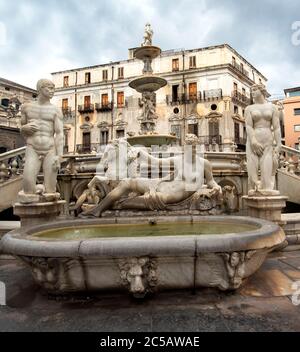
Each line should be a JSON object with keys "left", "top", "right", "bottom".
{"left": 127, "top": 134, "right": 178, "bottom": 147}
{"left": 129, "top": 75, "right": 167, "bottom": 93}
{"left": 0, "top": 216, "right": 285, "bottom": 297}
{"left": 134, "top": 46, "right": 161, "bottom": 60}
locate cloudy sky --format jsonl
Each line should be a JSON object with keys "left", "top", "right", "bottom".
{"left": 0, "top": 0, "right": 299, "bottom": 97}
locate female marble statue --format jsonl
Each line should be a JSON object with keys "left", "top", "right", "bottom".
{"left": 80, "top": 139, "right": 221, "bottom": 217}
{"left": 245, "top": 84, "right": 281, "bottom": 195}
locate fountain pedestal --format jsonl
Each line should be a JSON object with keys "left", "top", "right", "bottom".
{"left": 243, "top": 195, "right": 288, "bottom": 226}
{"left": 14, "top": 200, "right": 66, "bottom": 228}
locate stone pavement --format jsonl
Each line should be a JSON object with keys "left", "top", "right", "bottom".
{"left": 1, "top": 250, "right": 300, "bottom": 332}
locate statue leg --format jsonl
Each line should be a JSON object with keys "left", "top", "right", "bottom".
{"left": 81, "top": 179, "right": 133, "bottom": 217}
{"left": 43, "top": 150, "right": 57, "bottom": 193}
{"left": 246, "top": 147, "right": 259, "bottom": 191}
{"left": 23, "top": 146, "right": 42, "bottom": 194}
{"left": 260, "top": 146, "right": 273, "bottom": 190}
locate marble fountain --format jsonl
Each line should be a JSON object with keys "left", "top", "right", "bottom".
{"left": 0, "top": 24, "right": 286, "bottom": 298}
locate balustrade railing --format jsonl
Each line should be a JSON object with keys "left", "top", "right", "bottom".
{"left": 0, "top": 146, "right": 26, "bottom": 183}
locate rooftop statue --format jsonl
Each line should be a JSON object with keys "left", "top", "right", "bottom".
{"left": 245, "top": 84, "right": 281, "bottom": 195}
{"left": 18, "top": 79, "right": 63, "bottom": 203}
{"left": 141, "top": 23, "right": 153, "bottom": 47}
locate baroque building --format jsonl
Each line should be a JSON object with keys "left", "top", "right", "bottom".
{"left": 51, "top": 44, "right": 267, "bottom": 154}
{"left": 0, "top": 77, "right": 37, "bottom": 153}
{"left": 283, "top": 86, "right": 300, "bottom": 149}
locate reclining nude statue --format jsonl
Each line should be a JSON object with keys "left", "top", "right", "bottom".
{"left": 245, "top": 84, "right": 281, "bottom": 195}
{"left": 79, "top": 139, "right": 221, "bottom": 218}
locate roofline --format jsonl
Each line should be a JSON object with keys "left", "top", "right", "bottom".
{"left": 51, "top": 43, "right": 266, "bottom": 80}
{"left": 0, "top": 77, "right": 37, "bottom": 93}
{"left": 284, "top": 86, "right": 300, "bottom": 94}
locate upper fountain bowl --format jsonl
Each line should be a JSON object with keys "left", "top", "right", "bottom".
{"left": 129, "top": 75, "right": 167, "bottom": 93}
{"left": 134, "top": 46, "right": 161, "bottom": 60}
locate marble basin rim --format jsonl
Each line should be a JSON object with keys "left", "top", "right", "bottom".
{"left": 0, "top": 216, "right": 286, "bottom": 296}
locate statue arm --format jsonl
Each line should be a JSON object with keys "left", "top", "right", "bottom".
{"left": 20, "top": 104, "right": 39, "bottom": 136}
{"left": 54, "top": 108, "right": 64, "bottom": 158}
{"left": 272, "top": 106, "right": 281, "bottom": 153}
{"left": 245, "top": 106, "right": 263, "bottom": 156}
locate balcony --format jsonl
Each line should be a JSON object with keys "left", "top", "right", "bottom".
{"left": 234, "top": 136, "right": 247, "bottom": 146}
{"left": 231, "top": 61, "right": 250, "bottom": 78}
{"left": 95, "top": 102, "right": 112, "bottom": 112}
{"left": 199, "top": 135, "right": 222, "bottom": 145}
{"left": 78, "top": 104, "right": 94, "bottom": 113}
{"left": 61, "top": 107, "right": 73, "bottom": 120}
{"left": 202, "top": 89, "right": 223, "bottom": 101}
{"left": 166, "top": 93, "right": 186, "bottom": 105}
{"left": 76, "top": 143, "right": 100, "bottom": 154}
{"left": 231, "top": 90, "right": 251, "bottom": 107}
{"left": 186, "top": 92, "right": 202, "bottom": 103}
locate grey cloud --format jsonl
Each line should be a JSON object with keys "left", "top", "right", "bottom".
{"left": 0, "top": 0, "right": 299, "bottom": 95}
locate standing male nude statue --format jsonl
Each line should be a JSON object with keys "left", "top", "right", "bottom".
{"left": 18, "top": 79, "right": 63, "bottom": 203}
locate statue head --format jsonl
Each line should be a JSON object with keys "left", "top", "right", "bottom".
{"left": 36, "top": 79, "right": 55, "bottom": 99}
{"left": 250, "top": 84, "right": 268, "bottom": 103}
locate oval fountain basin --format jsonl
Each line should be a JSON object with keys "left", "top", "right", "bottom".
{"left": 0, "top": 216, "right": 285, "bottom": 297}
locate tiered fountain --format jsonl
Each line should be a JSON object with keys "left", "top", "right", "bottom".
{"left": 127, "top": 23, "right": 178, "bottom": 147}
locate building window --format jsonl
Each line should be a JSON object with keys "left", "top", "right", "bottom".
{"left": 102, "top": 70, "right": 108, "bottom": 81}
{"left": 117, "top": 92, "right": 124, "bottom": 108}
{"left": 82, "top": 132, "right": 91, "bottom": 152}
{"left": 63, "top": 76, "right": 69, "bottom": 87}
{"left": 233, "top": 82, "right": 238, "bottom": 92}
{"left": 4, "top": 87, "right": 10, "bottom": 91}
{"left": 234, "top": 105, "right": 239, "bottom": 114}
{"left": 172, "top": 58, "right": 179, "bottom": 72}
{"left": 289, "top": 90, "right": 300, "bottom": 97}
{"left": 118, "top": 67, "right": 124, "bottom": 79}
{"left": 240, "top": 63, "right": 244, "bottom": 72}
{"left": 294, "top": 125, "right": 300, "bottom": 132}
{"left": 100, "top": 130, "right": 109, "bottom": 145}
{"left": 85, "top": 72, "right": 91, "bottom": 84}
{"left": 62, "top": 98, "right": 68, "bottom": 109}
{"left": 172, "top": 85, "right": 179, "bottom": 102}
{"left": 188, "top": 82, "right": 197, "bottom": 100}
{"left": 171, "top": 125, "right": 181, "bottom": 139}
{"left": 234, "top": 122, "right": 240, "bottom": 142}
{"left": 101, "top": 94, "right": 109, "bottom": 107}
{"left": 1, "top": 98, "right": 9, "bottom": 107}
{"left": 294, "top": 108, "right": 300, "bottom": 116}
{"left": 259, "top": 78, "right": 262, "bottom": 84}
{"left": 84, "top": 95, "right": 91, "bottom": 108}
{"left": 232, "top": 56, "right": 236, "bottom": 66}
{"left": 209, "top": 120, "right": 219, "bottom": 143}
{"left": 189, "top": 56, "right": 196, "bottom": 69}
{"left": 116, "top": 129, "right": 125, "bottom": 139}
{"left": 188, "top": 123, "right": 198, "bottom": 136}
{"left": 242, "top": 88, "right": 246, "bottom": 96}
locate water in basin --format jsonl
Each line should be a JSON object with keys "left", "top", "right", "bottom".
{"left": 32, "top": 221, "right": 259, "bottom": 241}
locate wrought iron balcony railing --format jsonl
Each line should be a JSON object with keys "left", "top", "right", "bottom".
{"left": 95, "top": 102, "right": 113, "bottom": 112}
{"left": 78, "top": 104, "right": 94, "bottom": 113}
{"left": 166, "top": 94, "right": 186, "bottom": 105}
{"left": 76, "top": 143, "right": 101, "bottom": 154}
{"left": 234, "top": 136, "right": 247, "bottom": 145}
{"left": 231, "top": 61, "right": 250, "bottom": 77}
{"left": 198, "top": 135, "right": 222, "bottom": 145}
{"left": 231, "top": 90, "right": 251, "bottom": 106}
{"left": 201, "top": 89, "right": 223, "bottom": 101}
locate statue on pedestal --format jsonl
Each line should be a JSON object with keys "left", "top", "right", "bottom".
{"left": 245, "top": 84, "right": 281, "bottom": 195}
{"left": 18, "top": 79, "right": 63, "bottom": 203}
{"left": 141, "top": 23, "right": 153, "bottom": 47}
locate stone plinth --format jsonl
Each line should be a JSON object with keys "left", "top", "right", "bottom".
{"left": 14, "top": 201, "right": 66, "bottom": 228}
{"left": 243, "top": 195, "right": 288, "bottom": 225}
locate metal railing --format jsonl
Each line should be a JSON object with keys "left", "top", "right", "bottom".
{"left": 202, "top": 89, "right": 223, "bottom": 101}
{"left": 231, "top": 90, "right": 251, "bottom": 106}
{"left": 76, "top": 143, "right": 102, "bottom": 154}
{"left": 95, "top": 102, "right": 113, "bottom": 112}
{"left": 198, "top": 135, "right": 222, "bottom": 145}
{"left": 231, "top": 61, "right": 250, "bottom": 77}
{"left": 78, "top": 104, "right": 94, "bottom": 113}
